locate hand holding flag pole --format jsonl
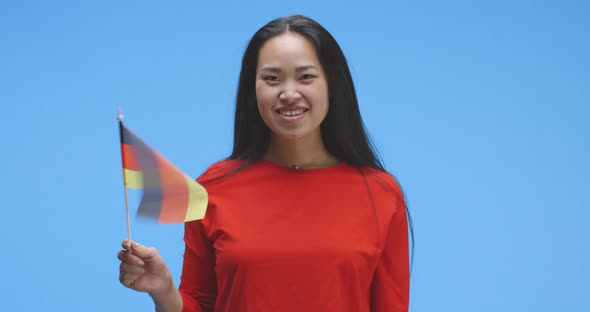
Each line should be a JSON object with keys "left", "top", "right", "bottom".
{"left": 117, "top": 109, "right": 208, "bottom": 236}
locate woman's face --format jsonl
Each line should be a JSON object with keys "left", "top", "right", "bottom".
{"left": 255, "top": 32, "right": 329, "bottom": 142}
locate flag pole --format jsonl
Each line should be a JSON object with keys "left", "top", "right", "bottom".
{"left": 117, "top": 108, "right": 132, "bottom": 245}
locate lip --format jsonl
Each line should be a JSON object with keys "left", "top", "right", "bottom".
{"left": 275, "top": 107, "right": 308, "bottom": 122}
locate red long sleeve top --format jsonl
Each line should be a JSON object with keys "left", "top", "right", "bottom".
{"left": 179, "top": 160, "right": 409, "bottom": 311}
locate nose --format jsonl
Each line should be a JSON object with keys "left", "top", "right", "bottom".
{"left": 278, "top": 86, "right": 302, "bottom": 104}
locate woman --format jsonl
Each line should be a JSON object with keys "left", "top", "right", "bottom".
{"left": 118, "top": 14, "right": 412, "bottom": 312}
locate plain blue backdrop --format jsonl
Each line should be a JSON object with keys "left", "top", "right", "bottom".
{"left": 1, "top": 0, "right": 587, "bottom": 311}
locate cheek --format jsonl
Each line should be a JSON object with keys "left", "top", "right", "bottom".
{"left": 255, "top": 84, "right": 277, "bottom": 110}
{"left": 304, "top": 83, "right": 329, "bottom": 109}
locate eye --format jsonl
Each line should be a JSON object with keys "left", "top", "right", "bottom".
{"left": 300, "top": 74, "right": 316, "bottom": 80}
{"left": 263, "top": 75, "right": 280, "bottom": 82}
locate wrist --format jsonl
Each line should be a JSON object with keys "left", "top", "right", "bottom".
{"left": 149, "top": 276, "right": 180, "bottom": 309}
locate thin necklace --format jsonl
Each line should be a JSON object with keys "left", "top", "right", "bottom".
{"left": 290, "top": 158, "right": 340, "bottom": 170}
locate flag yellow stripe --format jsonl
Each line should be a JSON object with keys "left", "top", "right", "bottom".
{"left": 184, "top": 176, "right": 208, "bottom": 222}
{"left": 124, "top": 169, "right": 143, "bottom": 189}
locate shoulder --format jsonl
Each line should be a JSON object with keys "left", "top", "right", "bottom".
{"left": 196, "top": 159, "right": 245, "bottom": 184}
{"left": 360, "top": 166, "right": 405, "bottom": 211}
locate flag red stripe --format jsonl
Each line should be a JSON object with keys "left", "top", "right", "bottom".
{"left": 121, "top": 143, "right": 141, "bottom": 171}
{"left": 156, "top": 154, "right": 189, "bottom": 223}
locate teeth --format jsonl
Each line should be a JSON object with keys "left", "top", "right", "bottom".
{"left": 280, "top": 109, "right": 305, "bottom": 116}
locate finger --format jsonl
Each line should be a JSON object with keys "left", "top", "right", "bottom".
{"left": 120, "top": 269, "right": 144, "bottom": 280}
{"left": 121, "top": 239, "right": 132, "bottom": 251}
{"left": 118, "top": 249, "right": 144, "bottom": 264}
{"left": 119, "top": 276, "right": 137, "bottom": 288}
{"left": 119, "top": 269, "right": 144, "bottom": 284}
{"left": 129, "top": 241, "right": 159, "bottom": 262}
{"left": 117, "top": 249, "right": 145, "bottom": 266}
{"left": 119, "top": 262, "right": 145, "bottom": 275}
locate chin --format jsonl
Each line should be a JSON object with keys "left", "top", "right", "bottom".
{"left": 271, "top": 129, "right": 308, "bottom": 142}
{"left": 276, "top": 133, "right": 303, "bottom": 141}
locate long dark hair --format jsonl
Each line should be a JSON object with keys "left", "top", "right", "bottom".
{"left": 226, "top": 14, "right": 414, "bottom": 269}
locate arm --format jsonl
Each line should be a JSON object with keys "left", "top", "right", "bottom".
{"left": 370, "top": 203, "right": 410, "bottom": 311}
{"left": 178, "top": 221, "right": 218, "bottom": 312}
{"left": 151, "top": 281, "right": 183, "bottom": 312}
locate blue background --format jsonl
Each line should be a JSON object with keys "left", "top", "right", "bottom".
{"left": 1, "top": 0, "right": 588, "bottom": 311}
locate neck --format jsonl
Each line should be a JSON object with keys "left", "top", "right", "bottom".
{"left": 263, "top": 133, "right": 339, "bottom": 169}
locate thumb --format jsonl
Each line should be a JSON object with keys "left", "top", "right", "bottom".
{"left": 130, "top": 241, "right": 158, "bottom": 261}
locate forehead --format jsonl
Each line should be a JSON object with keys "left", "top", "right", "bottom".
{"left": 257, "top": 32, "right": 321, "bottom": 67}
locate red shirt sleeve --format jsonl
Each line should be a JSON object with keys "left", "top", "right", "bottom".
{"left": 370, "top": 177, "right": 410, "bottom": 311}
{"left": 179, "top": 160, "right": 240, "bottom": 311}
{"left": 179, "top": 221, "right": 217, "bottom": 312}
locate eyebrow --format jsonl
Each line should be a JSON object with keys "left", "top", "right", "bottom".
{"left": 260, "top": 65, "right": 319, "bottom": 73}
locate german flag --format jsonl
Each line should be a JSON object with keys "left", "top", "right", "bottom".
{"left": 119, "top": 121, "right": 207, "bottom": 223}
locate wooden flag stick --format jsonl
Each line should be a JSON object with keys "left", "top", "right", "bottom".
{"left": 123, "top": 182, "right": 132, "bottom": 244}
{"left": 117, "top": 108, "right": 132, "bottom": 246}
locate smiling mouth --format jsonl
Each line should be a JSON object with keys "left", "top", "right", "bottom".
{"left": 276, "top": 108, "right": 308, "bottom": 116}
